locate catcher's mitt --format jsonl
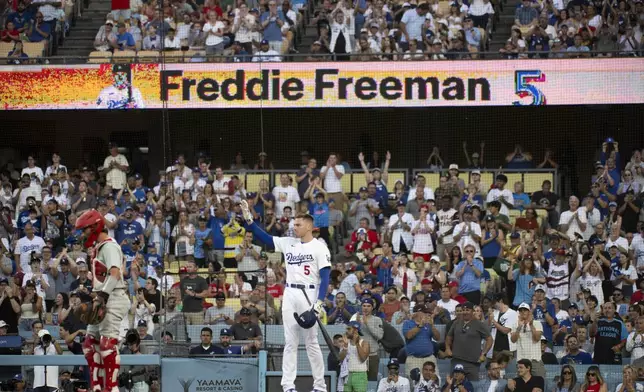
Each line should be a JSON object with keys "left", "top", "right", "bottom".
{"left": 74, "top": 292, "right": 109, "bottom": 325}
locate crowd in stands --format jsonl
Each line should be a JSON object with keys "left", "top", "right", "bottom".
{"left": 1, "top": 0, "right": 71, "bottom": 63}
{"left": 503, "top": 0, "right": 643, "bottom": 58}
{"left": 0, "top": 138, "right": 644, "bottom": 390}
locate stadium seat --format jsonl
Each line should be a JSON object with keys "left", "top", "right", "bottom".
{"left": 137, "top": 50, "right": 160, "bottom": 63}
{"left": 87, "top": 51, "right": 112, "bottom": 63}
{"left": 340, "top": 173, "right": 352, "bottom": 194}
{"left": 245, "top": 173, "right": 270, "bottom": 192}
{"left": 524, "top": 172, "right": 554, "bottom": 193}
{"left": 350, "top": 173, "right": 365, "bottom": 193}
{"left": 23, "top": 42, "right": 45, "bottom": 58}
{"left": 182, "top": 50, "right": 206, "bottom": 62}
{"left": 503, "top": 173, "right": 523, "bottom": 188}
{"left": 160, "top": 50, "right": 185, "bottom": 62}
{"left": 438, "top": 0, "right": 450, "bottom": 15}
{"left": 112, "top": 50, "right": 136, "bottom": 63}
{"left": 0, "top": 42, "right": 14, "bottom": 58}
{"left": 480, "top": 172, "right": 494, "bottom": 189}
{"left": 388, "top": 172, "right": 405, "bottom": 190}
{"left": 417, "top": 172, "right": 440, "bottom": 191}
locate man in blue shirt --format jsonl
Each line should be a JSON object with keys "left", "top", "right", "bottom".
{"left": 189, "top": 327, "right": 223, "bottom": 356}
{"left": 115, "top": 22, "right": 136, "bottom": 50}
{"left": 402, "top": 304, "right": 440, "bottom": 377}
{"left": 216, "top": 328, "right": 259, "bottom": 356}
{"left": 208, "top": 206, "right": 227, "bottom": 267}
{"left": 28, "top": 12, "right": 50, "bottom": 42}
{"left": 8, "top": 2, "right": 32, "bottom": 32}
{"left": 560, "top": 335, "right": 592, "bottom": 364}
{"left": 259, "top": 0, "right": 286, "bottom": 52}
{"left": 310, "top": 193, "right": 330, "bottom": 244}
{"left": 17, "top": 196, "right": 41, "bottom": 236}
{"left": 194, "top": 216, "right": 212, "bottom": 268}
{"left": 132, "top": 174, "right": 148, "bottom": 201}
{"left": 455, "top": 247, "right": 484, "bottom": 305}
{"left": 115, "top": 206, "right": 144, "bottom": 245}
{"left": 327, "top": 292, "right": 356, "bottom": 325}
{"left": 532, "top": 284, "right": 558, "bottom": 342}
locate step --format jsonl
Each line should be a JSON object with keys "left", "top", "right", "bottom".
{"left": 66, "top": 31, "right": 97, "bottom": 39}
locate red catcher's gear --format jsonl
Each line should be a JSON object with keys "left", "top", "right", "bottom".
{"left": 100, "top": 336, "right": 121, "bottom": 392}
{"left": 82, "top": 334, "right": 104, "bottom": 391}
{"left": 75, "top": 209, "right": 105, "bottom": 248}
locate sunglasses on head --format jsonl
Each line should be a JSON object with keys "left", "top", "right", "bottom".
{"left": 464, "top": 249, "right": 474, "bottom": 253}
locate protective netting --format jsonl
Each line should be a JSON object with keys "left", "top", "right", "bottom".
{"left": 1, "top": 99, "right": 644, "bottom": 391}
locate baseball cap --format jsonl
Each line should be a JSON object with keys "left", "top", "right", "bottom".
{"left": 535, "top": 284, "right": 546, "bottom": 292}
{"left": 396, "top": 200, "right": 405, "bottom": 207}
{"left": 449, "top": 164, "right": 459, "bottom": 171}
{"left": 590, "top": 237, "right": 605, "bottom": 246}
{"left": 430, "top": 255, "right": 440, "bottom": 263}
{"left": 260, "top": 39, "right": 269, "bottom": 45}
{"left": 124, "top": 204, "right": 134, "bottom": 211}
{"left": 347, "top": 321, "right": 363, "bottom": 335}
{"left": 453, "top": 364, "right": 465, "bottom": 373}
{"left": 354, "top": 264, "right": 365, "bottom": 272}
{"left": 485, "top": 215, "right": 496, "bottom": 222}
{"left": 540, "top": 336, "right": 548, "bottom": 343}
{"left": 240, "top": 307, "right": 252, "bottom": 315}
{"left": 38, "top": 329, "right": 51, "bottom": 338}
{"left": 387, "top": 358, "right": 400, "bottom": 368}
{"left": 461, "top": 301, "right": 474, "bottom": 310}
{"left": 137, "top": 320, "right": 147, "bottom": 327}
{"left": 518, "top": 302, "right": 531, "bottom": 311}
{"left": 0, "top": 320, "right": 7, "bottom": 328}
{"left": 12, "top": 374, "right": 23, "bottom": 381}
{"left": 215, "top": 292, "right": 225, "bottom": 300}
{"left": 510, "top": 231, "right": 521, "bottom": 239}
{"left": 220, "top": 328, "right": 233, "bottom": 336}
{"left": 259, "top": 251, "right": 268, "bottom": 259}
{"left": 448, "top": 281, "right": 459, "bottom": 288}
{"left": 432, "top": 38, "right": 442, "bottom": 44}
{"left": 359, "top": 186, "right": 368, "bottom": 192}
{"left": 608, "top": 201, "right": 617, "bottom": 207}
{"left": 361, "top": 297, "right": 375, "bottom": 306}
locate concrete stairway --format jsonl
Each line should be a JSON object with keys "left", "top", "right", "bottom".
{"left": 58, "top": 0, "right": 112, "bottom": 59}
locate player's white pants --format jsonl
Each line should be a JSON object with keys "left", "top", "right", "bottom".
{"left": 281, "top": 286, "right": 327, "bottom": 392}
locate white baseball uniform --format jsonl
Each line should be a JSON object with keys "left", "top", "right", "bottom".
{"left": 274, "top": 236, "right": 331, "bottom": 392}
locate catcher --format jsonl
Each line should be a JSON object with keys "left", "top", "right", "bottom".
{"left": 74, "top": 209, "right": 130, "bottom": 392}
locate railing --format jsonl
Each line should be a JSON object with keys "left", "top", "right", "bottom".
{"left": 0, "top": 49, "right": 638, "bottom": 65}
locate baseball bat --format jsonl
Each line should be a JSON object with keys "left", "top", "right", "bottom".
{"left": 299, "top": 287, "right": 340, "bottom": 363}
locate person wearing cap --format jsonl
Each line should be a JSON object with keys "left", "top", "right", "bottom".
{"left": 486, "top": 174, "right": 514, "bottom": 217}
{"left": 350, "top": 297, "right": 384, "bottom": 381}
{"left": 377, "top": 358, "right": 410, "bottom": 391}
{"left": 441, "top": 363, "right": 474, "bottom": 392}
{"left": 230, "top": 306, "right": 263, "bottom": 341}
{"left": 539, "top": 335, "right": 558, "bottom": 364}
{"left": 529, "top": 179, "right": 560, "bottom": 228}
{"left": 388, "top": 200, "right": 414, "bottom": 254}
{"left": 403, "top": 302, "right": 440, "bottom": 379}
{"left": 531, "top": 282, "right": 558, "bottom": 342}
{"left": 399, "top": 2, "right": 429, "bottom": 51}
{"left": 296, "top": 157, "right": 321, "bottom": 199}
{"left": 34, "top": 328, "right": 62, "bottom": 390}
{"left": 252, "top": 38, "right": 282, "bottom": 62}
{"left": 350, "top": 188, "right": 381, "bottom": 231}
{"left": 509, "top": 302, "right": 545, "bottom": 377}
{"left": 217, "top": 327, "right": 260, "bottom": 357}
{"left": 336, "top": 321, "right": 370, "bottom": 391}
{"left": 445, "top": 301, "right": 492, "bottom": 381}
{"left": 15, "top": 222, "right": 46, "bottom": 274}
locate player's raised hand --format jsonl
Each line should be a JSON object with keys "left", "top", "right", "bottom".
{"left": 240, "top": 200, "right": 254, "bottom": 224}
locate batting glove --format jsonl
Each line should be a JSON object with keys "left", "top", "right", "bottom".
{"left": 313, "top": 300, "right": 324, "bottom": 314}
{"left": 240, "top": 200, "right": 254, "bottom": 224}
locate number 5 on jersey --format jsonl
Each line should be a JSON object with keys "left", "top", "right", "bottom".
{"left": 304, "top": 265, "right": 310, "bottom": 275}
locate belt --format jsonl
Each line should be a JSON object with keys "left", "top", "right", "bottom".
{"left": 287, "top": 283, "right": 315, "bottom": 289}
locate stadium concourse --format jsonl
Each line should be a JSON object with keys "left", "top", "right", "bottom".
{"left": 0, "top": 0, "right": 642, "bottom": 62}
{"left": 0, "top": 136, "right": 643, "bottom": 391}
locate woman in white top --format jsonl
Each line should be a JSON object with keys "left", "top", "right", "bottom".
{"left": 203, "top": 10, "right": 225, "bottom": 55}
{"left": 613, "top": 253, "right": 637, "bottom": 297}
{"left": 232, "top": 4, "right": 255, "bottom": 53}
{"left": 328, "top": 7, "right": 352, "bottom": 60}
{"left": 580, "top": 259, "right": 604, "bottom": 305}
{"left": 171, "top": 210, "right": 195, "bottom": 262}
{"left": 392, "top": 254, "right": 417, "bottom": 298}
{"left": 131, "top": 287, "right": 156, "bottom": 336}
{"left": 44, "top": 181, "right": 68, "bottom": 211}
{"left": 402, "top": 38, "right": 425, "bottom": 60}
{"left": 128, "top": 15, "right": 143, "bottom": 45}
{"left": 467, "top": 0, "right": 494, "bottom": 28}
{"left": 411, "top": 206, "right": 435, "bottom": 256}
{"left": 145, "top": 209, "right": 171, "bottom": 255}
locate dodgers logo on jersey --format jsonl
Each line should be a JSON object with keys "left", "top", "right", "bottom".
{"left": 285, "top": 252, "right": 314, "bottom": 266}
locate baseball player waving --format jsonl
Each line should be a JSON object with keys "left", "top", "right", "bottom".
{"left": 241, "top": 201, "right": 331, "bottom": 392}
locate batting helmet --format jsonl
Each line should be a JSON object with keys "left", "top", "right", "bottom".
{"left": 75, "top": 209, "right": 105, "bottom": 248}
{"left": 293, "top": 309, "right": 317, "bottom": 329}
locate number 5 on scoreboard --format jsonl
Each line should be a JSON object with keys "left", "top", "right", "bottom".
{"left": 513, "top": 70, "right": 546, "bottom": 106}
{"left": 304, "top": 265, "right": 311, "bottom": 275}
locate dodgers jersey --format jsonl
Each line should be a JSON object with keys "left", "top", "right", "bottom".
{"left": 96, "top": 86, "right": 146, "bottom": 109}
{"left": 274, "top": 237, "right": 331, "bottom": 286}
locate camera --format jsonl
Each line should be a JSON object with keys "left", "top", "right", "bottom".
{"left": 41, "top": 332, "right": 52, "bottom": 345}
